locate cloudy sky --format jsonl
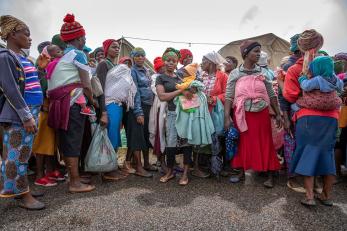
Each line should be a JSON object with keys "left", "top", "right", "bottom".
{"left": 1, "top": 0, "right": 346, "bottom": 64}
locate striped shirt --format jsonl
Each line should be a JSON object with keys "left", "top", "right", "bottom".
{"left": 18, "top": 55, "right": 43, "bottom": 106}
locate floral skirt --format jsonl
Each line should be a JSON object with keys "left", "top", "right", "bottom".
{"left": 0, "top": 106, "right": 39, "bottom": 197}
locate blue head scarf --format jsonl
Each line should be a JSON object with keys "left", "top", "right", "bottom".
{"left": 309, "top": 56, "right": 334, "bottom": 77}
{"left": 130, "top": 47, "right": 146, "bottom": 58}
{"left": 290, "top": 34, "right": 300, "bottom": 52}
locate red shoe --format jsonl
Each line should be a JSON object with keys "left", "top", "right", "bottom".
{"left": 35, "top": 176, "right": 57, "bottom": 187}
{"left": 80, "top": 106, "right": 96, "bottom": 116}
{"left": 46, "top": 170, "right": 65, "bottom": 181}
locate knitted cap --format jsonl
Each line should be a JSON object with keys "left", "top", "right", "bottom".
{"left": 60, "top": 13, "right": 85, "bottom": 42}
{"left": 184, "top": 63, "right": 199, "bottom": 76}
{"left": 240, "top": 40, "right": 261, "bottom": 59}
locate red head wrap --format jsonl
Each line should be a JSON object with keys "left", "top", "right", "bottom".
{"left": 153, "top": 57, "right": 164, "bottom": 73}
{"left": 103, "top": 39, "right": 116, "bottom": 58}
{"left": 179, "top": 49, "right": 193, "bottom": 65}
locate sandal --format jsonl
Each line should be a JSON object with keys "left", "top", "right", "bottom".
{"left": 300, "top": 198, "right": 316, "bottom": 207}
{"left": 144, "top": 165, "right": 158, "bottom": 172}
{"left": 160, "top": 175, "right": 175, "bottom": 183}
{"left": 315, "top": 196, "right": 333, "bottom": 207}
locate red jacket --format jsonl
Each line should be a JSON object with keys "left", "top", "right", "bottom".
{"left": 208, "top": 71, "right": 228, "bottom": 111}
{"left": 283, "top": 57, "right": 338, "bottom": 120}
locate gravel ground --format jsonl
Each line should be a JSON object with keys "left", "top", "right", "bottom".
{"left": 0, "top": 171, "right": 346, "bottom": 231}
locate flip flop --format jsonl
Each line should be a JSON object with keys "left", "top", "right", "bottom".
{"left": 315, "top": 196, "right": 333, "bottom": 207}
{"left": 160, "top": 175, "right": 175, "bottom": 183}
{"left": 144, "top": 165, "right": 158, "bottom": 172}
{"left": 300, "top": 198, "right": 316, "bottom": 207}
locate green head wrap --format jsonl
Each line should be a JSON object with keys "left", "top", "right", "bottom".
{"left": 162, "top": 47, "right": 180, "bottom": 61}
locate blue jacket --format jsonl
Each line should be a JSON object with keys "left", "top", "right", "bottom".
{"left": 131, "top": 65, "right": 154, "bottom": 117}
{"left": 0, "top": 48, "right": 33, "bottom": 125}
{"left": 299, "top": 75, "right": 343, "bottom": 93}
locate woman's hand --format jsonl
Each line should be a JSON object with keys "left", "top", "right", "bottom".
{"left": 224, "top": 116, "right": 232, "bottom": 131}
{"left": 283, "top": 114, "right": 293, "bottom": 138}
{"left": 37, "top": 54, "right": 50, "bottom": 69}
{"left": 275, "top": 114, "right": 283, "bottom": 129}
{"left": 100, "top": 112, "right": 108, "bottom": 128}
{"left": 136, "top": 116, "right": 145, "bottom": 125}
{"left": 23, "top": 118, "right": 38, "bottom": 134}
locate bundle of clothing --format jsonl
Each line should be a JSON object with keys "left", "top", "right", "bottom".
{"left": 104, "top": 64, "right": 137, "bottom": 110}
{"left": 174, "top": 80, "right": 215, "bottom": 145}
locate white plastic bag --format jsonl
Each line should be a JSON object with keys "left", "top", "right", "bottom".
{"left": 84, "top": 125, "right": 117, "bottom": 172}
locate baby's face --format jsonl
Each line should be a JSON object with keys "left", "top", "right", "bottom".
{"left": 49, "top": 45, "right": 63, "bottom": 59}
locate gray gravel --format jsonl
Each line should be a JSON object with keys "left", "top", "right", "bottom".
{"left": 0, "top": 173, "right": 346, "bottom": 231}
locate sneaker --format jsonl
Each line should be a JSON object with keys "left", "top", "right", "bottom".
{"left": 35, "top": 176, "right": 57, "bottom": 187}
{"left": 46, "top": 170, "right": 65, "bottom": 181}
{"left": 80, "top": 106, "right": 96, "bottom": 116}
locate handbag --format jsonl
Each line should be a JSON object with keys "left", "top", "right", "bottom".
{"left": 91, "top": 76, "right": 104, "bottom": 97}
{"left": 84, "top": 124, "right": 117, "bottom": 172}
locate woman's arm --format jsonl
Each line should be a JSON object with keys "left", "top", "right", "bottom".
{"left": 156, "top": 84, "right": 183, "bottom": 102}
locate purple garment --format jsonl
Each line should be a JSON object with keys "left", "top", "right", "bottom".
{"left": 284, "top": 131, "right": 296, "bottom": 177}
{"left": 47, "top": 82, "right": 82, "bottom": 130}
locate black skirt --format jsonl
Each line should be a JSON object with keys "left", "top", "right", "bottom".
{"left": 125, "top": 104, "right": 151, "bottom": 151}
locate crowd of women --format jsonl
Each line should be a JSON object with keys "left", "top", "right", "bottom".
{"left": 0, "top": 13, "right": 346, "bottom": 210}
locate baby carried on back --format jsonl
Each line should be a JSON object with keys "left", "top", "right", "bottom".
{"left": 293, "top": 56, "right": 343, "bottom": 111}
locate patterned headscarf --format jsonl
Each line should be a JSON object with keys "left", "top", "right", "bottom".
{"left": 0, "top": 15, "right": 28, "bottom": 41}
{"left": 130, "top": 47, "right": 146, "bottom": 58}
{"left": 204, "top": 51, "right": 226, "bottom": 65}
{"left": 162, "top": 47, "right": 180, "bottom": 61}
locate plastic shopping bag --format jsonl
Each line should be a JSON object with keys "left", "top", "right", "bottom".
{"left": 84, "top": 125, "right": 117, "bottom": 172}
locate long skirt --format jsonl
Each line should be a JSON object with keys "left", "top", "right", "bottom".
{"left": 106, "top": 103, "right": 123, "bottom": 149}
{"left": 232, "top": 108, "right": 281, "bottom": 171}
{"left": 125, "top": 105, "right": 151, "bottom": 151}
{"left": 32, "top": 102, "right": 56, "bottom": 156}
{"left": 0, "top": 106, "right": 40, "bottom": 197}
{"left": 290, "top": 116, "right": 337, "bottom": 176}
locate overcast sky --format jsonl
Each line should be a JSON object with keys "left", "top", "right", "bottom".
{"left": 1, "top": 0, "right": 346, "bottom": 64}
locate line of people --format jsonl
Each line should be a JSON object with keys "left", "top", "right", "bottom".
{"left": 0, "top": 14, "right": 346, "bottom": 210}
